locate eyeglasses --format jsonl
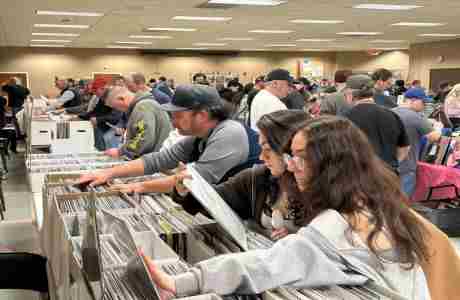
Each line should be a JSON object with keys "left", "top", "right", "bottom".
{"left": 283, "top": 153, "right": 305, "bottom": 170}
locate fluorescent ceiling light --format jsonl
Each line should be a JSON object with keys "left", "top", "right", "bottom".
{"left": 219, "top": 37, "right": 254, "bottom": 41}
{"left": 129, "top": 35, "right": 172, "bottom": 39}
{"left": 290, "top": 19, "right": 344, "bottom": 24}
{"left": 374, "top": 47, "right": 408, "bottom": 50}
{"left": 176, "top": 47, "right": 209, "bottom": 50}
{"left": 32, "top": 32, "right": 80, "bottom": 37}
{"left": 370, "top": 39, "right": 406, "bottom": 43}
{"left": 265, "top": 44, "right": 297, "bottom": 47}
{"left": 30, "top": 39, "right": 72, "bottom": 43}
{"left": 296, "top": 38, "right": 335, "bottom": 42}
{"left": 208, "top": 0, "right": 286, "bottom": 6}
{"left": 36, "top": 10, "right": 103, "bottom": 17}
{"left": 392, "top": 22, "right": 445, "bottom": 27}
{"left": 249, "top": 30, "right": 292, "bottom": 34}
{"left": 107, "top": 45, "right": 142, "bottom": 49}
{"left": 34, "top": 24, "right": 90, "bottom": 29}
{"left": 30, "top": 44, "right": 66, "bottom": 47}
{"left": 353, "top": 4, "right": 422, "bottom": 10}
{"left": 193, "top": 43, "right": 227, "bottom": 46}
{"left": 337, "top": 32, "right": 382, "bottom": 35}
{"left": 173, "top": 16, "right": 232, "bottom": 22}
{"left": 418, "top": 33, "right": 460, "bottom": 37}
{"left": 115, "top": 41, "right": 153, "bottom": 45}
{"left": 147, "top": 27, "right": 196, "bottom": 32}
{"left": 240, "top": 48, "right": 266, "bottom": 51}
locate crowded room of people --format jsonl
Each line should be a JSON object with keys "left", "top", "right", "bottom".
{"left": 1, "top": 0, "right": 460, "bottom": 299}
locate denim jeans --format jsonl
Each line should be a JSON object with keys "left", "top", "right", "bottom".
{"left": 401, "top": 171, "right": 417, "bottom": 198}
{"left": 103, "top": 129, "right": 122, "bottom": 149}
{"left": 94, "top": 127, "right": 122, "bottom": 151}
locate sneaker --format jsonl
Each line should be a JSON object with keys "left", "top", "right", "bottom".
{"left": 1, "top": 173, "right": 7, "bottom": 180}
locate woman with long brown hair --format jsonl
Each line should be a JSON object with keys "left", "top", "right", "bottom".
{"left": 142, "top": 116, "right": 431, "bottom": 299}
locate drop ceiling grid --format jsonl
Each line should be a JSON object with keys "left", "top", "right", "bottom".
{"left": 0, "top": 0, "right": 458, "bottom": 50}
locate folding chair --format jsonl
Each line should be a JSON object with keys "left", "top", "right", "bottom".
{"left": 0, "top": 252, "right": 49, "bottom": 299}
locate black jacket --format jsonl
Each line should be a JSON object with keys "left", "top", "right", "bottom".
{"left": 1, "top": 84, "right": 30, "bottom": 108}
{"left": 79, "top": 97, "right": 122, "bottom": 132}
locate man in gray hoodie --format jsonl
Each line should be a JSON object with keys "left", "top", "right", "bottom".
{"left": 103, "top": 86, "right": 172, "bottom": 159}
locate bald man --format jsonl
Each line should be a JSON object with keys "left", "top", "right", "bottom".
{"left": 103, "top": 86, "right": 172, "bottom": 159}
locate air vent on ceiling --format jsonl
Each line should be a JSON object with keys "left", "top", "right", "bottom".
{"left": 196, "top": 1, "right": 238, "bottom": 9}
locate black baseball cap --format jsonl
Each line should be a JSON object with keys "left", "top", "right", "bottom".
{"left": 265, "top": 69, "right": 294, "bottom": 84}
{"left": 161, "top": 84, "right": 223, "bottom": 112}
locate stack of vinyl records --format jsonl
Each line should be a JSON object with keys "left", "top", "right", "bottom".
{"left": 137, "top": 194, "right": 183, "bottom": 214}
{"left": 29, "top": 153, "right": 125, "bottom": 173}
{"left": 111, "top": 174, "right": 165, "bottom": 184}
{"left": 57, "top": 194, "right": 135, "bottom": 215}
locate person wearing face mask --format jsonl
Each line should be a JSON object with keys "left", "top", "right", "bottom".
{"left": 175, "top": 110, "right": 310, "bottom": 240}
{"left": 142, "top": 116, "right": 435, "bottom": 300}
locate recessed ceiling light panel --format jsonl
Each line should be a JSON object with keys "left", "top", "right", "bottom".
{"left": 147, "top": 27, "right": 196, "bottom": 32}
{"left": 34, "top": 24, "right": 90, "bottom": 29}
{"left": 265, "top": 43, "right": 297, "bottom": 47}
{"left": 36, "top": 10, "right": 103, "bottom": 17}
{"left": 115, "top": 41, "right": 153, "bottom": 45}
{"left": 353, "top": 4, "right": 422, "bottom": 10}
{"left": 337, "top": 32, "right": 382, "bottom": 35}
{"left": 32, "top": 32, "right": 80, "bottom": 37}
{"left": 249, "top": 29, "right": 293, "bottom": 34}
{"left": 129, "top": 35, "right": 172, "bottom": 39}
{"left": 290, "top": 19, "right": 344, "bottom": 24}
{"left": 193, "top": 43, "right": 227, "bottom": 46}
{"left": 392, "top": 22, "right": 445, "bottom": 27}
{"left": 418, "top": 33, "right": 460, "bottom": 37}
{"left": 30, "top": 44, "right": 66, "bottom": 47}
{"left": 173, "top": 16, "right": 232, "bottom": 21}
{"left": 296, "top": 38, "right": 335, "bottom": 42}
{"left": 370, "top": 39, "right": 406, "bottom": 43}
{"left": 219, "top": 37, "right": 254, "bottom": 41}
{"left": 208, "top": 0, "right": 286, "bottom": 6}
{"left": 30, "top": 39, "right": 72, "bottom": 43}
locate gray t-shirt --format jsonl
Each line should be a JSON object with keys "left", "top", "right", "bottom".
{"left": 142, "top": 119, "right": 249, "bottom": 184}
{"left": 392, "top": 107, "right": 434, "bottom": 173}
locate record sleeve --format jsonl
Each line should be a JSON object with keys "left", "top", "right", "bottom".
{"left": 183, "top": 164, "right": 248, "bottom": 251}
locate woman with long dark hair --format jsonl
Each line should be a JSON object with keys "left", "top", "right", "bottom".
{"left": 176, "top": 109, "right": 310, "bottom": 240}
{"left": 143, "top": 116, "right": 431, "bottom": 299}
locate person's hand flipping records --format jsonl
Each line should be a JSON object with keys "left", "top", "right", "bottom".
{"left": 174, "top": 162, "right": 192, "bottom": 196}
{"left": 139, "top": 249, "right": 176, "bottom": 300}
{"left": 108, "top": 182, "right": 143, "bottom": 194}
{"left": 79, "top": 171, "right": 111, "bottom": 187}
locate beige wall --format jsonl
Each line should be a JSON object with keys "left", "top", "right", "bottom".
{"left": 409, "top": 39, "right": 460, "bottom": 88}
{"left": 0, "top": 46, "right": 420, "bottom": 96}
{"left": 0, "top": 47, "right": 336, "bottom": 95}
{"left": 336, "top": 50, "right": 410, "bottom": 80}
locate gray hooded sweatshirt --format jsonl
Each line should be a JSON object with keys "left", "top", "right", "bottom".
{"left": 174, "top": 209, "right": 430, "bottom": 299}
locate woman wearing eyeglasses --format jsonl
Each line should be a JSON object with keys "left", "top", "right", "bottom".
{"left": 144, "top": 116, "right": 433, "bottom": 299}
{"left": 175, "top": 109, "right": 310, "bottom": 240}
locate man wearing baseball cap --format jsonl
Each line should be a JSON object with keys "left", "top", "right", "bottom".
{"left": 80, "top": 84, "right": 260, "bottom": 201}
{"left": 344, "top": 74, "right": 410, "bottom": 174}
{"left": 79, "top": 77, "right": 123, "bottom": 150}
{"left": 393, "top": 87, "right": 441, "bottom": 196}
{"left": 250, "top": 69, "right": 290, "bottom": 130}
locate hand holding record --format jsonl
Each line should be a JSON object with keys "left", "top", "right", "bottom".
{"left": 139, "top": 249, "right": 176, "bottom": 300}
